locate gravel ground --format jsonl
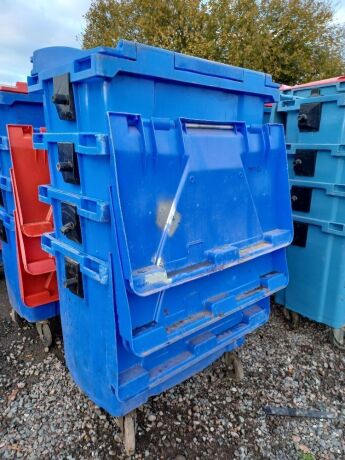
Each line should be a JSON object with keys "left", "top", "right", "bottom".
{"left": 0, "top": 275, "right": 344, "bottom": 460}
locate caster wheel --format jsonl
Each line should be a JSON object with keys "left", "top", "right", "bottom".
{"left": 283, "top": 308, "right": 299, "bottom": 329}
{"left": 224, "top": 352, "right": 244, "bottom": 382}
{"left": 291, "top": 311, "right": 300, "bottom": 329}
{"left": 118, "top": 410, "right": 136, "bottom": 456}
{"left": 10, "top": 308, "right": 21, "bottom": 325}
{"left": 330, "top": 328, "right": 345, "bottom": 351}
{"left": 35, "top": 321, "right": 53, "bottom": 348}
{"left": 290, "top": 311, "right": 300, "bottom": 329}
{"left": 282, "top": 308, "right": 291, "bottom": 321}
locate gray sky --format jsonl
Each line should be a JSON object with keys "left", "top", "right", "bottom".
{"left": 0, "top": 0, "right": 344, "bottom": 85}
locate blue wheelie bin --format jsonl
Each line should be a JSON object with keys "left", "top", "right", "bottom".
{"left": 275, "top": 76, "right": 345, "bottom": 348}
{"left": 0, "top": 82, "right": 59, "bottom": 345}
{"left": 29, "top": 41, "right": 293, "bottom": 453}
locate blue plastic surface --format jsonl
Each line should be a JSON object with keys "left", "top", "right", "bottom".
{"left": 277, "top": 92, "right": 345, "bottom": 144}
{"left": 0, "top": 87, "right": 58, "bottom": 321}
{"left": 264, "top": 105, "right": 272, "bottom": 123}
{"left": 30, "top": 41, "right": 292, "bottom": 416}
{"left": 282, "top": 77, "right": 345, "bottom": 98}
{"left": 274, "top": 79, "right": 345, "bottom": 328}
{"left": 275, "top": 224, "right": 345, "bottom": 328}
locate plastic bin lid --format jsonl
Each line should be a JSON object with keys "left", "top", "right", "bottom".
{"left": 30, "top": 47, "right": 87, "bottom": 76}
{"left": 0, "top": 82, "right": 28, "bottom": 93}
{"left": 29, "top": 40, "right": 280, "bottom": 99}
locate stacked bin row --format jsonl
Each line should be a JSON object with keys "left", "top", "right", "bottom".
{"left": 274, "top": 76, "right": 345, "bottom": 348}
{"left": 27, "top": 41, "right": 293, "bottom": 452}
{"left": 0, "top": 82, "right": 59, "bottom": 344}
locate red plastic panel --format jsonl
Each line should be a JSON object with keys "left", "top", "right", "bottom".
{"left": 8, "top": 124, "right": 59, "bottom": 307}
{"left": 15, "top": 223, "right": 55, "bottom": 275}
{"left": 8, "top": 125, "right": 52, "bottom": 235}
{"left": 0, "top": 82, "right": 28, "bottom": 93}
{"left": 14, "top": 211, "right": 58, "bottom": 307}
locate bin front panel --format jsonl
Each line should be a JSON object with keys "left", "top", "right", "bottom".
{"left": 44, "top": 230, "right": 271, "bottom": 415}
{"left": 31, "top": 41, "right": 291, "bottom": 415}
{"left": 108, "top": 115, "right": 292, "bottom": 296}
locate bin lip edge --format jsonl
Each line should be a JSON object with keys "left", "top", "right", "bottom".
{"left": 281, "top": 75, "right": 345, "bottom": 92}
{"left": 0, "top": 82, "right": 28, "bottom": 94}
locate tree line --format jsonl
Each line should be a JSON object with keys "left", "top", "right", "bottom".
{"left": 81, "top": 0, "right": 345, "bottom": 85}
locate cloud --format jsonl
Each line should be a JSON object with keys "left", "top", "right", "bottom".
{"left": 0, "top": 0, "right": 90, "bottom": 84}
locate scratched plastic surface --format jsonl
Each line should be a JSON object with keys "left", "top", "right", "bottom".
{"left": 0, "top": 84, "right": 58, "bottom": 321}
{"left": 30, "top": 41, "right": 292, "bottom": 415}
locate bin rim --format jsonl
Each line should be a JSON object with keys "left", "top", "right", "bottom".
{"left": 0, "top": 82, "right": 28, "bottom": 94}
{"left": 281, "top": 76, "right": 345, "bottom": 91}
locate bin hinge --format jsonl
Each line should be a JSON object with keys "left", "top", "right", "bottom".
{"left": 57, "top": 142, "right": 80, "bottom": 184}
{"left": 292, "top": 221, "right": 308, "bottom": 247}
{"left": 64, "top": 257, "right": 84, "bottom": 297}
{"left": 61, "top": 202, "right": 82, "bottom": 243}
{"left": 293, "top": 150, "right": 317, "bottom": 177}
{"left": 298, "top": 102, "right": 322, "bottom": 132}
{"left": 291, "top": 186, "right": 312, "bottom": 212}
{"left": 52, "top": 73, "right": 76, "bottom": 121}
